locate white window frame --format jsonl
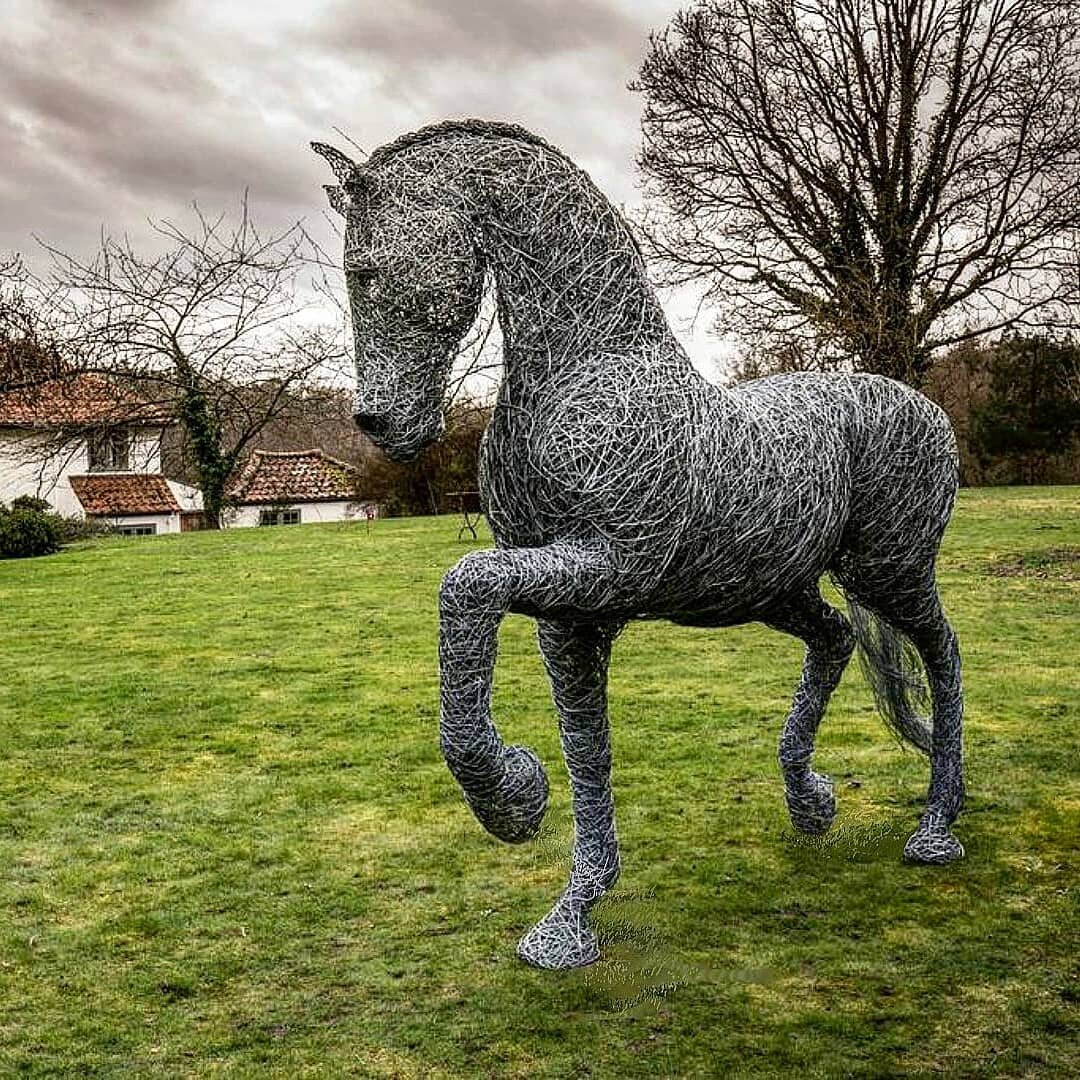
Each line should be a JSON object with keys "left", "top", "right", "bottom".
{"left": 258, "top": 507, "right": 301, "bottom": 527}
{"left": 88, "top": 428, "right": 131, "bottom": 472}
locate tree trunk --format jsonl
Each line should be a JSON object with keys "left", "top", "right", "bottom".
{"left": 844, "top": 289, "right": 932, "bottom": 386}
{"left": 174, "top": 367, "right": 230, "bottom": 529}
{"left": 199, "top": 479, "right": 226, "bottom": 530}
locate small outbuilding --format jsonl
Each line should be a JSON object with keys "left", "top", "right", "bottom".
{"left": 68, "top": 473, "right": 203, "bottom": 535}
{"left": 224, "top": 449, "right": 377, "bottom": 527}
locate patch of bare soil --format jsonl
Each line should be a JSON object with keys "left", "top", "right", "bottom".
{"left": 986, "top": 547, "right": 1080, "bottom": 580}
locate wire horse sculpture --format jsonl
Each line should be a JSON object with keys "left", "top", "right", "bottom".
{"left": 314, "top": 119, "right": 966, "bottom": 971}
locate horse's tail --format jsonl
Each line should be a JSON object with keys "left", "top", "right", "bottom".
{"left": 844, "top": 597, "right": 933, "bottom": 754}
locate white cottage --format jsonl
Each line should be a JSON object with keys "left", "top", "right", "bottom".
{"left": 0, "top": 373, "right": 202, "bottom": 534}
{"left": 224, "top": 448, "right": 377, "bottom": 527}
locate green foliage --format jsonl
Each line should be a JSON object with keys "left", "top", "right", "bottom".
{"left": 10, "top": 494, "right": 52, "bottom": 513}
{"left": 0, "top": 499, "right": 108, "bottom": 556}
{"left": 53, "top": 513, "right": 116, "bottom": 543}
{"left": 365, "top": 400, "right": 490, "bottom": 516}
{"left": 0, "top": 490, "right": 1077, "bottom": 1076}
{"left": 0, "top": 503, "right": 63, "bottom": 558}
{"left": 969, "top": 336, "right": 1080, "bottom": 484}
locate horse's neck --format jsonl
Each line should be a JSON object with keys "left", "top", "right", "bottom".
{"left": 471, "top": 154, "right": 691, "bottom": 393}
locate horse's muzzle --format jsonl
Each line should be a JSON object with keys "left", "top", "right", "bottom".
{"left": 353, "top": 411, "right": 391, "bottom": 441}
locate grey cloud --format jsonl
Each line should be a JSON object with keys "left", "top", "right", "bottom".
{"left": 44, "top": 0, "right": 177, "bottom": 18}
{"left": 311, "top": 0, "right": 645, "bottom": 68}
{"left": 0, "top": 4, "right": 319, "bottom": 251}
{"left": 0, "top": 0, "right": 685, "bottom": 293}
{"left": 0, "top": 0, "right": 720, "bottom": 370}
{"left": 302, "top": 0, "right": 661, "bottom": 206}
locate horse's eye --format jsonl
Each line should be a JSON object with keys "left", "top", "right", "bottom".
{"left": 347, "top": 265, "right": 379, "bottom": 294}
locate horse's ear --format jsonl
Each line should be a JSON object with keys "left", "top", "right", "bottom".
{"left": 323, "top": 185, "right": 348, "bottom": 217}
{"left": 311, "top": 141, "right": 361, "bottom": 184}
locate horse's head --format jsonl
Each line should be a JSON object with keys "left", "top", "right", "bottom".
{"left": 313, "top": 142, "right": 485, "bottom": 461}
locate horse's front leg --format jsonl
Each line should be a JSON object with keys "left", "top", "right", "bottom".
{"left": 438, "top": 541, "right": 617, "bottom": 849}
{"left": 515, "top": 618, "right": 622, "bottom": 970}
{"left": 766, "top": 588, "right": 856, "bottom": 835}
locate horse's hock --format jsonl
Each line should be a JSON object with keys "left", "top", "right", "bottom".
{"left": 314, "top": 118, "right": 967, "bottom": 971}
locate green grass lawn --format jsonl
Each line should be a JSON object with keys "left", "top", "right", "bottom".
{"left": 1, "top": 488, "right": 1077, "bottom": 1078}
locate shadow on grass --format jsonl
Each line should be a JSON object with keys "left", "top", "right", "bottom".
{"left": 779, "top": 810, "right": 910, "bottom": 865}
{"left": 569, "top": 886, "right": 781, "bottom": 1019}
{"left": 528, "top": 808, "right": 928, "bottom": 1019}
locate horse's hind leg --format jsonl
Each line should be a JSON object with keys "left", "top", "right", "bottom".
{"left": 875, "top": 590, "right": 965, "bottom": 863}
{"left": 517, "top": 618, "right": 622, "bottom": 970}
{"left": 839, "top": 562, "right": 965, "bottom": 863}
{"left": 902, "top": 608, "right": 964, "bottom": 863}
{"left": 765, "top": 587, "right": 856, "bottom": 835}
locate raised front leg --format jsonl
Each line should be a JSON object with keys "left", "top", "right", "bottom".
{"left": 516, "top": 619, "right": 622, "bottom": 970}
{"left": 438, "top": 541, "right": 619, "bottom": 847}
{"left": 767, "top": 589, "right": 856, "bottom": 835}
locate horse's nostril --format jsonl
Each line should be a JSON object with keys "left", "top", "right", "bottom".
{"left": 354, "top": 412, "right": 390, "bottom": 439}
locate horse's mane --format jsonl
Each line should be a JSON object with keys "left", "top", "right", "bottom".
{"left": 366, "top": 118, "right": 575, "bottom": 171}
{"left": 365, "top": 118, "right": 648, "bottom": 272}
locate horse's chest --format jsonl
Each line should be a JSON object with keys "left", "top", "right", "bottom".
{"left": 479, "top": 394, "right": 696, "bottom": 547}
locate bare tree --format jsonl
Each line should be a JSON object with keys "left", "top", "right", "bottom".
{"left": 634, "top": 0, "right": 1080, "bottom": 383}
{"left": 40, "top": 201, "right": 348, "bottom": 526}
{"left": 1, "top": 255, "right": 66, "bottom": 393}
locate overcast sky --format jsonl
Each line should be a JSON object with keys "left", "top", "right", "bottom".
{"left": 0, "top": 0, "right": 725, "bottom": 372}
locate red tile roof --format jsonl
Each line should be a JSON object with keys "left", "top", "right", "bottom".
{"left": 69, "top": 474, "right": 180, "bottom": 516}
{"left": 227, "top": 449, "right": 360, "bottom": 505}
{"left": 0, "top": 374, "right": 167, "bottom": 427}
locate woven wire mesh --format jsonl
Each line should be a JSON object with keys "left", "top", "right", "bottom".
{"left": 314, "top": 119, "right": 967, "bottom": 969}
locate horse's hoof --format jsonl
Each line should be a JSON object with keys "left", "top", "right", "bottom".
{"left": 516, "top": 904, "right": 600, "bottom": 970}
{"left": 467, "top": 744, "right": 549, "bottom": 845}
{"left": 903, "top": 827, "right": 965, "bottom": 864}
{"left": 786, "top": 772, "right": 837, "bottom": 835}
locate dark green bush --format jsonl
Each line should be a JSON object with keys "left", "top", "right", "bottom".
{"left": 0, "top": 505, "right": 64, "bottom": 558}
{"left": 10, "top": 495, "right": 52, "bottom": 513}
{"left": 54, "top": 514, "right": 113, "bottom": 543}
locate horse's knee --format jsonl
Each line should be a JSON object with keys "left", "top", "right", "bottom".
{"left": 439, "top": 551, "right": 504, "bottom": 616}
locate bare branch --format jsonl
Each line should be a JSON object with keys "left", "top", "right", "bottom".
{"left": 34, "top": 200, "right": 347, "bottom": 525}
{"left": 634, "top": 0, "right": 1080, "bottom": 382}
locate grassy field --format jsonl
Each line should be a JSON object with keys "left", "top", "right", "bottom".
{"left": 0, "top": 487, "right": 1077, "bottom": 1078}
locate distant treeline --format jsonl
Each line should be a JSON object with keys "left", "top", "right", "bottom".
{"left": 922, "top": 335, "right": 1080, "bottom": 487}
{"left": 204, "top": 333, "right": 1078, "bottom": 513}
{"left": 732, "top": 333, "right": 1080, "bottom": 488}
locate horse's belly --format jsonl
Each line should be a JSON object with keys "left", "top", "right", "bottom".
{"left": 641, "top": 424, "right": 851, "bottom": 620}
{"left": 651, "top": 519, "right": 845, "bottom": 625}
{"left": 482, "top": 371, "right": 855, "bottom": 620}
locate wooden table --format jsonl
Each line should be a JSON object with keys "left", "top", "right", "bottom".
{"left": 444, "top": 490, "right": 483, "bottom": 540}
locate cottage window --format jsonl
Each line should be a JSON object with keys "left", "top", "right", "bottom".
{"left": 259, "top": 508, "right": 301, "bottom": 526}
{"left": 116, "top": 523, "right": 157, "bottom": 536}
{"left": 88, "top": 429, "right": 130, "bottom": 472}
